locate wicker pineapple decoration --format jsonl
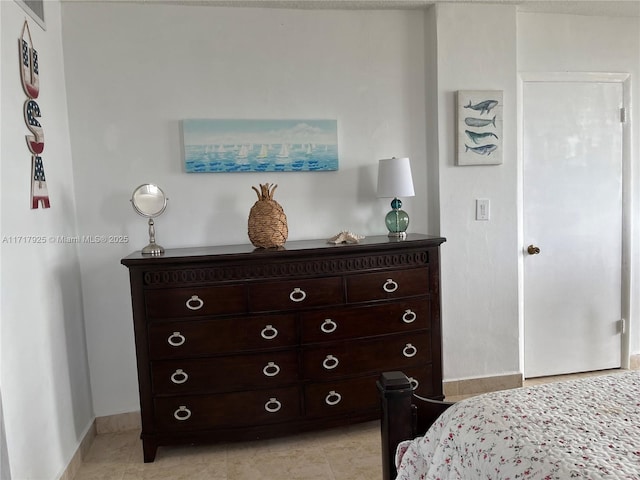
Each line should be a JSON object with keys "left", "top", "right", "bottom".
{"left": 248, "top": 183, "right": 288, "bottom": 248}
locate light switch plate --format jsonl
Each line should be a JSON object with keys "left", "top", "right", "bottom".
{"left": 476, "top": 199, "right": 490, "bottom": 221}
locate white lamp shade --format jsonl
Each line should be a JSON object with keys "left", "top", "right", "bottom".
{"left": 377, "top": 157, "right": 415, "bottom": 198}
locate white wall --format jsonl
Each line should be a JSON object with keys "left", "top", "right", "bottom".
{"left": 433, "top": 5, "right": 640, "bottom": 382}
{"left": 59, "top": 1, "right": 640, "bottom": 419}
{"left": 517, "top": 10, "right": 640, "bottom": 369}
{"left": 0, "top": 2, "right": 93, "bottom": 479}
{"left": 434, "top": 4, "right": 521, "bottom": 380}
{"left": 60, "top": 3, "right": 430, "bottom": 416}
{"left": 0, "top": 3, "right": 4, "bottom": 478}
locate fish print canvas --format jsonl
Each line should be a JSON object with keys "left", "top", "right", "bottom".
{"left": 457, "top": 91, "right": 503, "bottom": 165}
{"left": 182, "top": 119, "right": 338, "bottom": 172}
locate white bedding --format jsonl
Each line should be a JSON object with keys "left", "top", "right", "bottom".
{"left": 396, "top": 371, "right": 640, "bottom": 479}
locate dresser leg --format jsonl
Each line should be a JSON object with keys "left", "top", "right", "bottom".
{"left": 142, "top": 439, "right": 158, "bottom": 462}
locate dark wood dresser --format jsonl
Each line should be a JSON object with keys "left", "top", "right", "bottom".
{"left": 121, "top": 233, "right": 445, "bottom": 461}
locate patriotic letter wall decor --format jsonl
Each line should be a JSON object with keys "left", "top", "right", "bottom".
{"left": 20, "top": 20, "right": 50, "bottom": 209}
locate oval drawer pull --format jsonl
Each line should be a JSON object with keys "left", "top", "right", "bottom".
{"left": 261, "top": 324, "right": 278, "bottom": 340}
{"left": 170, "top": 369, "right": 189, "bottom": 384}
{"left": 320, "top": 319, "right": 337, "bottom": 334}
{"left": 402, "top": 309, "right": 417, "bottom": 323}
{"left": 263, "top": 361, "right": 280, "bottom": 377}
{"left": 185, "top": 295, "right": 204, "bottom": 311}
{"left": 408, "top": 377, "right": 419, "bottom": 390}
{"left": 174, "top": 406, "right": 191, "bottom": 421}
{"left": 383, "top": 279, "right": 399, "bottom": 293}
{"left": 167, "top": 331, "right": 186, "bottom": 347}
{"left": 289, "top": 287, "right": 307, "bottom": 303}
{"left": 322, "top": 354, "right": 339, "bottom": 370}
{"left": 325, "top": 390, "right": 342, "bottom": 406}
{"left": 264, "top": 397, "right": 282, "bottom": 413}
{"left": 403, "top": 343, "right": 417, "bottom": 358}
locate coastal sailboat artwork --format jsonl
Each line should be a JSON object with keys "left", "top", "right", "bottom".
{"left": 456, "top": 90, "right": 503, "bottom": 165}
{"left": 182, "top": 119, "right": 339, "bottom": 172}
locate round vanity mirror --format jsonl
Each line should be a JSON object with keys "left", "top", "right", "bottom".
{"left": 130, "top": 184, "right": 167, "bottom": 256}
{"left": 131, "top": 184, "right": 167, "bottom": 218}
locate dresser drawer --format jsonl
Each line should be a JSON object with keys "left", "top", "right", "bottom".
{"left": 249, "top": 277, "right": 343, "bottom": 312}
{"left": 152, "top": 350, "right": 299, "bottom": 394}
{"left": 300, "top": 298, "right": 430, "bottom": 344}
{"left": 401, "top": 365, "right": 436, "bottom": 399}
{"left": 154, "top": 386, "right": 301, "bottom": 431}
{"left": 302, "top": 332, "right": 431, "bottom": 380}
{"left": 304, "top": 375, "right": 379, "bottom": 418}
{"left": 345, "top": 267, "right": 429, "bottom": 303}
{"left": 148, "top": 314, "right": 296, "bottom": 359}
{"left": 145, "top": 285, "right": 246, "bottom": 319}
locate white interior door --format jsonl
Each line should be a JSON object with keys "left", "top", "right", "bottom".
{"left": 523, "top": 80, "right": 623, "bottom": 378}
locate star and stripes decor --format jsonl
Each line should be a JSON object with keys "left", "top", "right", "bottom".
{"left": 20, "top": 20, "right": 50, "bottom": 209}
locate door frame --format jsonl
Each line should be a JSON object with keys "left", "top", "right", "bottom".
{"left": 517, "top": 72, "right": 632, "bottom": 374}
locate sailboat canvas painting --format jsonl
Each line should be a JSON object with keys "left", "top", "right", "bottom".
{"left": 182, "top": 119, "right": 339, "bottom": 172}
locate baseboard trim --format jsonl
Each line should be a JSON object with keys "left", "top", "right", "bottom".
{"left": 444, "top": 373, "right": 523, "bottom": 398}
{"left": 57, "top": 412, "right": 139, "bottom": 479}
{"left": 58, "top": 420, "right": 96, "bottom": 480}
{"left": 95, "top": 411, "right": 141, "bottom": 434}
{"left": 631, "top": 354, "right": 640, "bottom": 370}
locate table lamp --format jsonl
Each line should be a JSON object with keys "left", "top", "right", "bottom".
{"left": 376, "top": 157, "right": 415, "bottom": 238}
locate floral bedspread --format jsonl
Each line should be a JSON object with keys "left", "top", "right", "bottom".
{"left": 396, "top": 371, "right": 640, "bottom": 479}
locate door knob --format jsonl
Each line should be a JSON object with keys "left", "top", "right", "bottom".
{"left": 527, "top": 245, "right": 541, "bottom": 255}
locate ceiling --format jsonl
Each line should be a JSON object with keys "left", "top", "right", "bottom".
{"left": 87, "top": 0, "right": 640, "bottom": 17}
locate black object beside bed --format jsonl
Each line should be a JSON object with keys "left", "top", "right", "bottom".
{"left": 378, "top": 371, "right": 454, "bottom": 480}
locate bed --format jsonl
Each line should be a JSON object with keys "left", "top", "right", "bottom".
{"left": 378, "top": 370, "right": 640, "bottom": 480}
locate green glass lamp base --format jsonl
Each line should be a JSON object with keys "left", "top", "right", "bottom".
{"left": 385, "top": 198, "right": 409, "bottom": 238}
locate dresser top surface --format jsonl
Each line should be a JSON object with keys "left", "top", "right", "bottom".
{"left": 121, "top": 233, "right": 445, "bottom": 267}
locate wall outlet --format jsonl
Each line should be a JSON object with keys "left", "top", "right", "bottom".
{"left": 476, "top": 199, "right": 490, "bottom": 221}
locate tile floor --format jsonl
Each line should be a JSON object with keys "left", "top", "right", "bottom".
{"left": 73, "top": 370, "right": 621, "bottom": 480}
{"left": 74, "top": 420, "right": 381, "bottom": 480}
